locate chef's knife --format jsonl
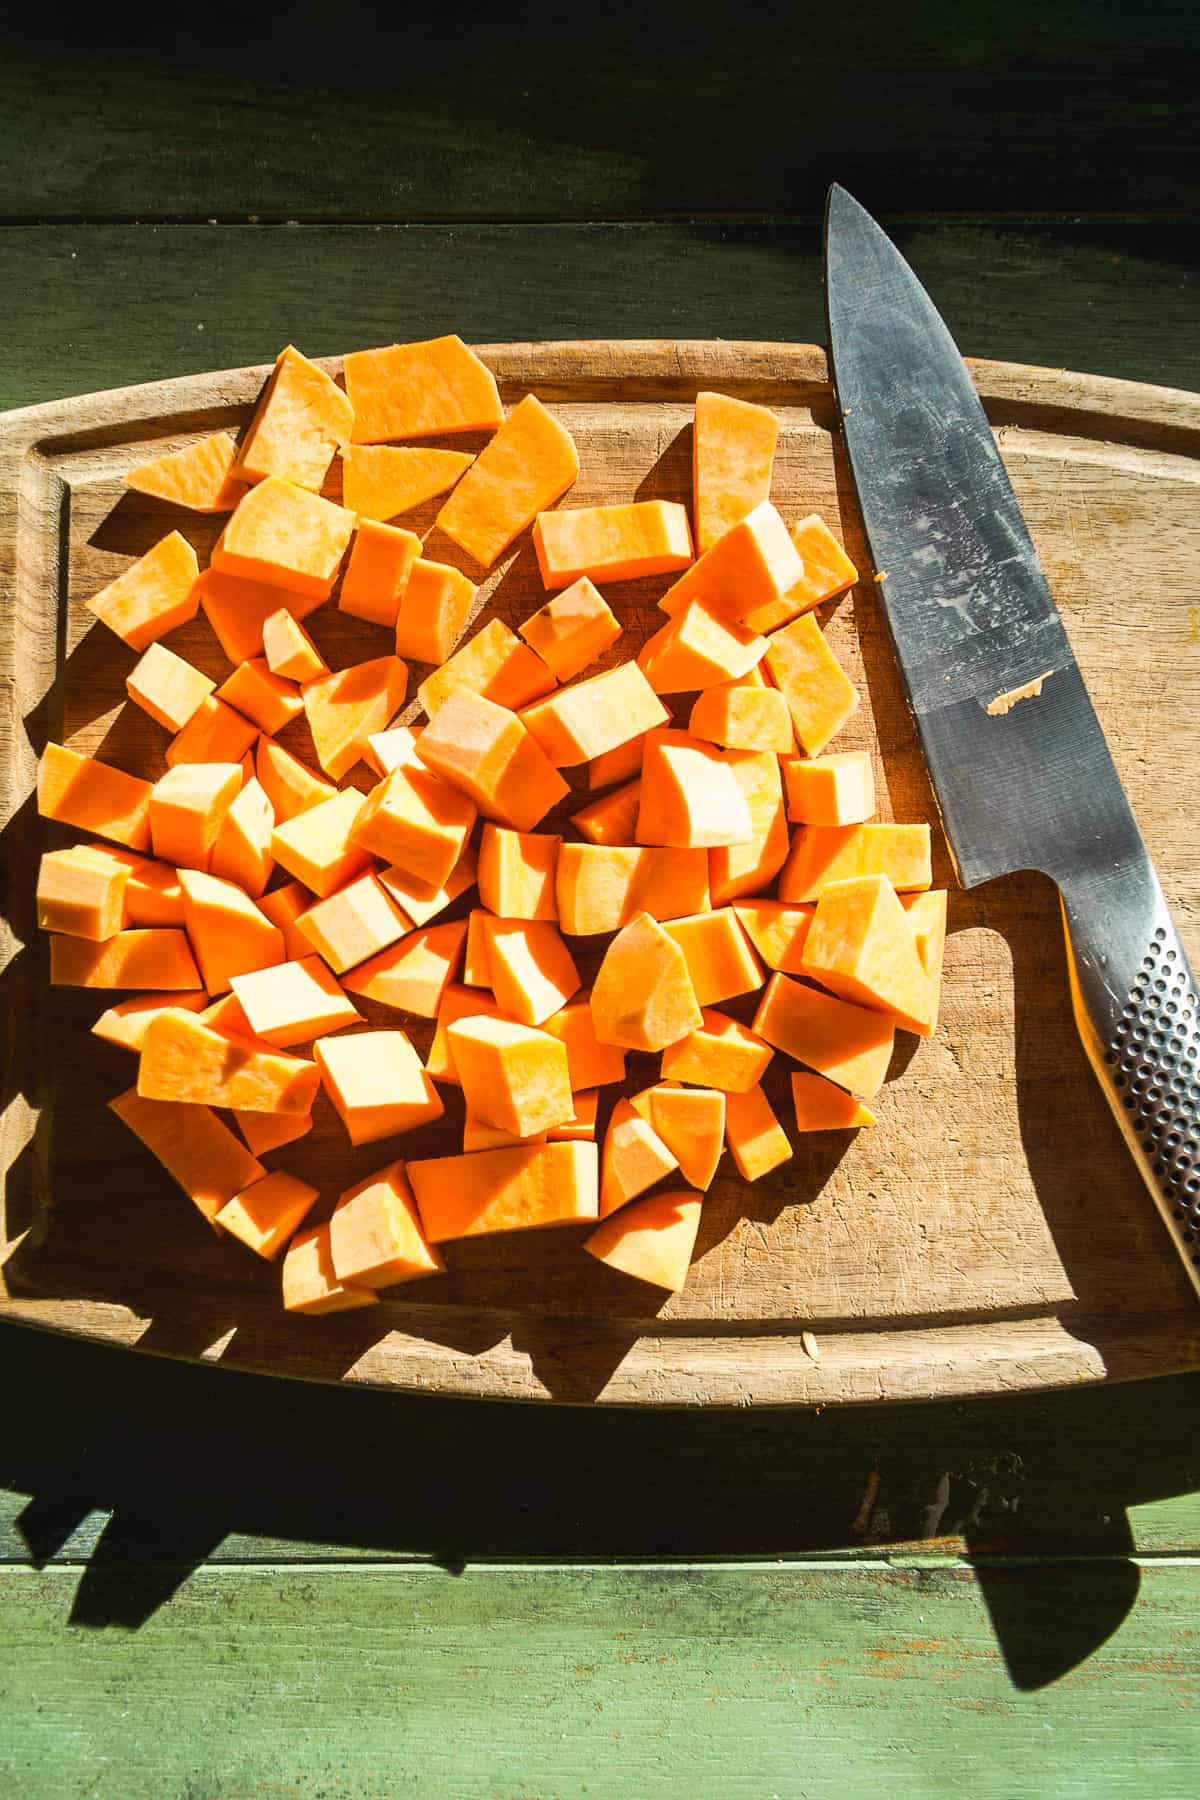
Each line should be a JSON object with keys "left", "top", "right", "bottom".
{"left": 823, "top": 184, "right": 1200, "bottom": 1297}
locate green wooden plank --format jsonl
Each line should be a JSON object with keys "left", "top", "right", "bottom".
{"left": 0, "top": 1561, "right": 1195, "bottom": 1797}
{"left": 2, "top": 1326, "right": 1198, "bottom": 1564}
{"left": 0, "top": 220, "right": 1196, "bottom": 419}
{"left": 4, "top": 3, "right": 1198, "bottom": 219}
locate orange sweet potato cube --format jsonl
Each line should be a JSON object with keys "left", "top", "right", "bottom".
{"left": 314, "top": 1028, "right": 444, "bottom": 1145}
{"left": 126, "top": 641, "right": 215, "bottom": 734}
{"left": 212, "top": 477, "right": 355, "bottom": 601}
{"left": 86, "top": 530, "right": 199, "bottom": 649}
{"left": 338, "top": 519, "right": 421, "bottom": 628}
{"left": 282, "top": 1223, "right": 379, "bottom": 1314}
{"left": 232, "top": 344, "right": 354, "bottom": 491}
{"left": 518, "top": 577, "right": 621, "bottom": 681}
{"left": 418, "top": 689, "right": 568, "bottom": 833}
{"left": 329, "top": 1160, "right": 445, "bottom": 1287}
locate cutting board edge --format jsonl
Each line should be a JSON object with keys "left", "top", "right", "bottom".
{"left": 1, "top": 340, "right": 1197, "bottom": 454}
{"left": 2, "top": 1291, "right": 1198, "bottom": 1407}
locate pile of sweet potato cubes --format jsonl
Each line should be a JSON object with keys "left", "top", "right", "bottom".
{"left": 34, "top": 336, "right": 944, "bottom": 1312}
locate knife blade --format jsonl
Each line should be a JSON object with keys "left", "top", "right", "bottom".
{"left": 823, "top": 184, "right": 1200, "bottom": 1297}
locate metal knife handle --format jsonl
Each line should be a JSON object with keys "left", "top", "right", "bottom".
{"left": 1060, "top": 863, "right": 1200, "bottom": 1295}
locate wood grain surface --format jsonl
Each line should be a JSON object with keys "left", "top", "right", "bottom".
{"left": 2, "top": 1558, "right": 1197, "bottom": 1800}
{"left": 3, "top": 340, "right": 1199, "bottom": 1403}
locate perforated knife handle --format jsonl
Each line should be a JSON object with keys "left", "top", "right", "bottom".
{"left": 1060, "top": 863, "right": 1200, "bottom": 1296}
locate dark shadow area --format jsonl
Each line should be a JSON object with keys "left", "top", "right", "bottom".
{"left": 2, "top": 1318, "right": 1196, "bottom": 1666}
{"left": 5, "top": 4, "right": 1198, "bottom": 223}
{"left": 87, "top": 488, "right": 224, "bottom": 562}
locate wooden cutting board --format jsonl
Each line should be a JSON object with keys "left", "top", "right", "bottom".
{"left": 2, "top": 341, "right": 1199, "bottom": 1406}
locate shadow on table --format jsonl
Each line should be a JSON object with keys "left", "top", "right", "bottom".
{"left": 5, "top": 1317, "right": 1195, "bottom": 1687}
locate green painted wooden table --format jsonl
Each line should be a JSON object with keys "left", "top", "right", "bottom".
{"left": 2, "top": 7, "right": 1198, "bottom": 1793}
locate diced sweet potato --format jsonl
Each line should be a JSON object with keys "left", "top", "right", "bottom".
{"left": 212, "top": 477, "right": 355, "bottom": 601}
{"left": 86, "top": 530, "right": 200, "bottom": 649}
{"left": 436, "top": 394, "right": 579, "bottom": 568}
{"left": 338, "top": 519, "right": 421, "bottom": 628}
{"left": 556, "top": 843, "right": 711, "bottom": 935}
{"left": 230, "top": 955, "right": 361, "bottom": 1046}
{"left": 447, "top": 1015, "right": 574, "bottom": 1138}
{"left": 752, "top": 973, "right": 893, "bottom": 1098}
{"left": 640, "top": 1083, "right": 726, "bottom": 1189}
{"left": 270, "top": 787, "right": 374, "bottom": 897}
{"left": 211, "top": 776, "right": 275, "bottom": 896}
{"left": 349, "top": 761, "right": 476, "bottom": 889}
{"left": 409, "top": 1140, "right": 598, "bottom": 1242}
{"left": 377, "top": 845, "right": 477, "bottom": 929}
{"left": 708, "top": 748, "right": 790, "bottom": 905}
{"left": 261, "top": 608, "right": 328, "bottom": 683}
{"left": 588, "top": 735, "right": 644, "bottom": 791}
{"left": 50, "top": 928, "right": 201, "bottom": 991}
{"left": 178, "top": 867, "right": 285, "bottom": 993}
{"left": 149, "top": 761, "right": 242, "bottom": 871}
{"left": 764, "top": 613, "right": 858, "bottom": 756}
{"left": 342, "top": 920, "right": 467, "bottom": 1017}
{"left": 539, "top": 998, "right": 627, "bottom": 1089}
{"left": 116, "top": 854, "right": 185, "bottom": 926}
{"left": 547, "top": 1088, "right": 599, "bottom": 1141}
{"left": 521, "top": 661, "right": 668, "bottom": 766}
{"left": 232, "top": 344, "right": 354, "bottom": 491}
{"left": 425, "top": 984, "right": 511, "bottom": 1085}
{"left": 800, "top": 874, "right": 932, "bottom": 1032}
{"left": 341, "top": 445, "right": 475, "bottom": 521}
{"left": 126, "top": 642, "right": 216, "bottom": 734}
{"left": 417, "top": 617, "right": 557, "bottom": 718}
{"left": 364, "top": 724, "right": 423, "bottom": 777}
{"left": 165, "top": 696, "right": 259, "bottom": 768}
{"left": 782, "top": 751, "right": 875, "bottom": 826}
{"left": 569, "top": 780, "right": 643, "bottom": 848}
{"left": 693, "top": 391, "right": 779, "bottom": 555}
{"left": 329, "top": 1160, "right": 445, "bottom": 1287}
{"left": 590, "top": 911, "right": 702, "bottom": 1052}
{"left": 37, "top": 845, "right": 131, "bottom": 941}
{"left": 484, "top": 919, "right": 580, "bottom": 1027}
{"left": 283, "top": 1223, "right": 379, "bottom": 1314}
{"left": 730, "top": 900, "right": 815, "bottom": 973}
{"left": 791, "top": 1070, "right": 876, "bottom": 1131}
{"left": 659, "top": 1008, "right": 773, "bottom": 1092}
{"left": 235, "top": 1110, "right": 313, "bottom": 1156}
{"left": 531, "top": 500, "right": 693, "bottom": 587}
{"left": 724, "top": 1084, "right": 793, "bottom": 1180}
{"left": 778, "top": 822, "right": 932, "bottom": 902}
{"left": 901, "top": 889, "right": 948, "bottom": 1037}
{"left": 196, "top": 568, "right": 323, "bottom": 664}
{"left": 314, "top": 1029, "right": 444, "bottom": 1144}
{"left": 303, "top": 655, "right": 407, "bottom": 780}
{"left": 138, "top": 1008, "right": 319, "bottom": 1113}
{"left": 418, "top": 690, "right": 568, "bottom": 833}
{"left": 256, "top": 737, "right": 336, "bottom": 823}
{"left": 257, "top": 882, "right": 318, "bottom": 959}
{"left": 93, "top": 990, "right": 208, "bottom": 1051}
{"left": 742, "top": 514, "right": 859, "bottom": 634}
{"left": 638, "top": 600, "right": 766, "bottom": 694}
{"left": 110, "top": 1087, "right": 265, "bottom": 1228}
{"left": 345, "top": 335, "right": 504, "bottom": 442}
{"left": 518, "top": 577, "right": 621, "bottom": 681}
{"left": 636, "top": 733, "right": 754, "bottom": 849}
{"left": 462, "top": 909, "right": 494, "bottom": 986}
{"left": 125, "top": 431, "right": 246, "bottom": 513}
{"left": 392, "top": 557, "right": 476, "bottom": 667}
{"left": 217, "top": 1169, "right": 321, "bottom": 1260}
{"left": 584, "top": 1189, "right": 702, "bottom": 1292}
{"left": 688, "top": 681, "right": 793, "bottom": 753}
{"left": 599, "top": 1097, "right": 678, "bottom": 1217}
{"left": 38, "top": 742, "right": 153, "bottom": 851}
{"left": 659, "top": 500, "right": 801, "bottom": 623}
{"left": 295, "top": 872, "right": 408, "bottom": 975}
{"left": 661, "top": 908, "right": 764, "bottom": 1006}
{"left": 478, "top": 824, "right": 559, "bottom": 920}
{"left": 216, "top": 659, "right": 304, "bottom": 736}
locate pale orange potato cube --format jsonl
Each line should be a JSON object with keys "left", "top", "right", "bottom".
{"left": 314, "top": 1028, "right": 444, "bottom": 1145}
